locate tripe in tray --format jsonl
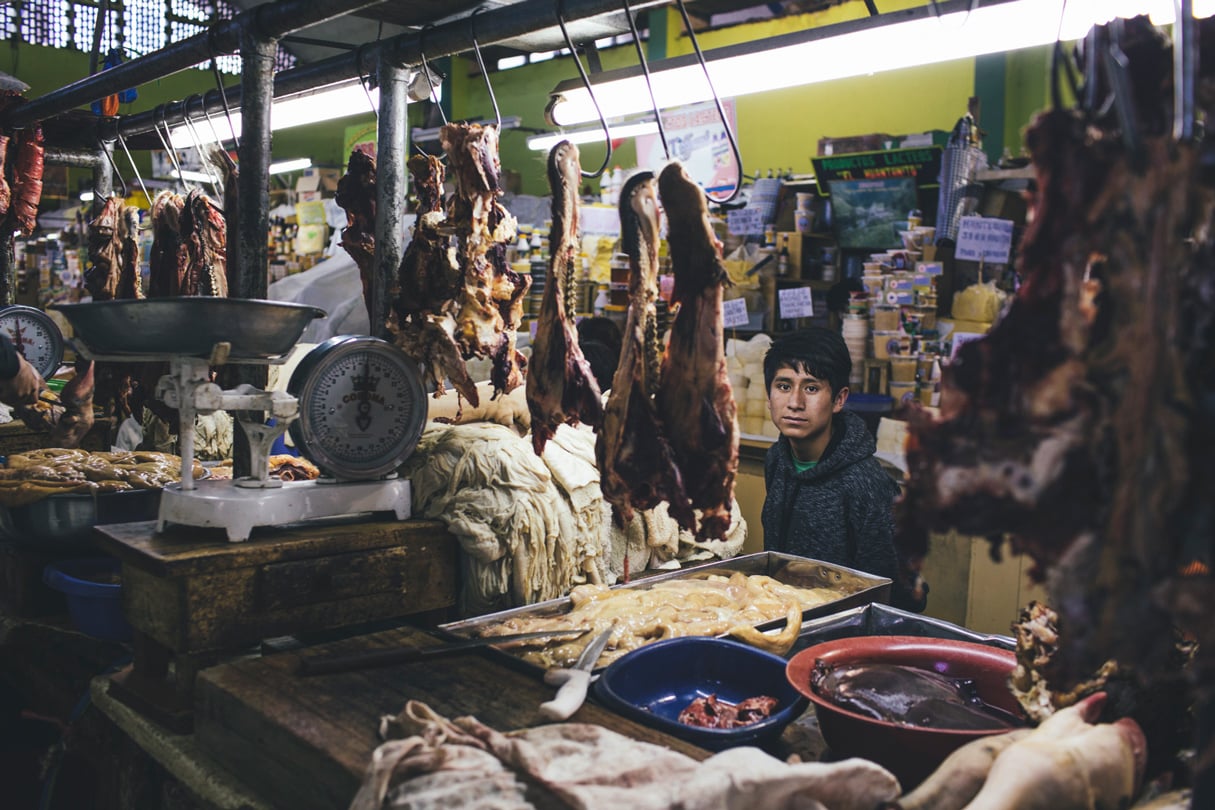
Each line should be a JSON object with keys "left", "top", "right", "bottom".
{"left": 449, "top": 553, "right": 891, "bottom": 671}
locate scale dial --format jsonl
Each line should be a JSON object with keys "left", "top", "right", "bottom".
{"left": 288, "top": 336, "right": 427, "bottom": 481}
{"left": 0, "top": 305, "right": 65, "bottom": 380}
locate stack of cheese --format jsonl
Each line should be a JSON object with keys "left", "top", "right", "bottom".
{"left": 726, "top": 334, "right": 779, "bottom": 439}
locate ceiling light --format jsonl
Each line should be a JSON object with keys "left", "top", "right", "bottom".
{"left": 166, "top": 79, "right": 443, "bottom": 149}
{"left": 171, "top": 169, "right": 216, "bottom": 184}
{"left": 547, "top": 0, "right": 1213, "bottom": 126}
{"left": 269, "top": 158, "right": 313, "bottom": 175}
{"left": 527, "top": 120, "right": 659, "bottom": 152}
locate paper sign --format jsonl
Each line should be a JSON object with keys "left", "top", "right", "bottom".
{"left": 722, "top": 297, "right": 750, "bottom": 329}
{"left": 954, "top": 216, "right": 1014, "bottom": 264}
{"left": 727, "top": 208, "right": 765, "bottom": 237}
{"left": 778, "top": 286, "right": 814, "bottom": 319}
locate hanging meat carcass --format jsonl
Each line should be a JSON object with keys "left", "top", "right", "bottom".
{"left": 896, "top": 16, "right": 1214, "bottom": 794}
{"left": 84, "top": 195, "right": 142, "bottom": 300}
{"left": 394, "top": 153, "right": 479, "bottom": 406}
{"left": 0, "top": 134, "right": 10, "bottom": 216}
{"left": 597, "top": 170, "right": 690, "bottom": 528}
{"left": 440, "top": 122, "right": 529, "bottom": 397}
{"left": 335, "top": 149, "right": 377, "bottom": 308}
{"left": 655, "top": 162, "right": 739, "bottom": 541}
{"left": 526, "top": 141, "right": 603, "bottom": 455}
{"left": 4, "top": 126, "right": 44, "bottom": 236}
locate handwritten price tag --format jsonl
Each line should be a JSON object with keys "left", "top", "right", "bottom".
{"left": 722, "top": 297, "right": 750, "bottom": 329}
{"left": 779, "top": 286, "right": 814, "bottom": 319}
{"left": 726, "top": 208, "right": 765, "bottom": 237}
{"left": 955, "top": 216, "right": 1014, "bottom": 264}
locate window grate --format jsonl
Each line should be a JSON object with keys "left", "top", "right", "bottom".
{"left": 7, "top": 0, "right": 296, "bottom": 76}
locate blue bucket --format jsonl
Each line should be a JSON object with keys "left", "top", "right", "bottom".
{"left": 43, "top": 557, "right": 132, "bottom": 642}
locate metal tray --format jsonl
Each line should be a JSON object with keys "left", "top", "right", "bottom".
{"left": 439, "top": 552, "right": 891, "bottom": 674}
{"left": 50, "top": 299, "right": 327, "bottom": 361}
{"left": 0, "top": 487, "right": 162, "bottom": 550}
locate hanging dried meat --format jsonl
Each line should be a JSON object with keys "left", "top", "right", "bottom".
{"left": 597, "top": 170, "right": 688, "bottom": 527}
{"left": 440, "top": 122, "right": 529, "bottom": 397}
{"left": 0, "top": 134, "right": 10, "bottom": 217}
{"left": 84, "top": 195, "right": 143, "bottom": 300}
{"left": 896, "top": 16, "right": 1214, "bottom": 791}
{"left": 147, "top": 188, "right": 227, "bottom": 298}
{"left": 526, "top": 141, "right": 603, "bottom": 455}
{"left": 335, "top": 149, "right": 377, "bottom": 308}
{"left": 394, "top": 153, "right": 478, "bottom": 405}
{"left": 655, "top": 162, "right": 739, "bottom": 541}
{"left": 3, "top": 126, "right": 43, "bottom": 237}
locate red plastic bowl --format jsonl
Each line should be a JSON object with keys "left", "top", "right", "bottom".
{"left": 786, "top": 635, "right": 1021, "bottom": 789}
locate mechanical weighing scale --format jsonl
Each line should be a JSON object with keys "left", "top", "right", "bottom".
{"left": 51, "top": 298, "right": 429, "bottom": 542}
{"left": 0, "top": 304, "right": 66, "bottom": 379}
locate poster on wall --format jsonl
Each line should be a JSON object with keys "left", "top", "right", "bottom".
{"left": 828, "top": 176, "right": 918, "bottom": 250}
{"left": 636, "top": 99, "right": 739, "bottom": 197}
{"left": 344, "top": 122, "right": 377, "bottom": 159}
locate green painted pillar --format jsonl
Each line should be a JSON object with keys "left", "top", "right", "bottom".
{"left": 975, "top": 52, "right": 1006, "bottom": 165}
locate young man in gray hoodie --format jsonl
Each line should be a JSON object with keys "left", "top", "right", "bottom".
{"left": 761, "top": 327, "right": 902, "bottom": 592}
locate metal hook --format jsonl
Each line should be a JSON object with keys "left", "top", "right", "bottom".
{"left": 114, "top": 132, "right": 149, "bottom": 204}
{"left": 97, "top": 138, "right": 128, "bottom": 199}
{"left": 622, "top": 0, "right": 668, "bottom": 161}
{"left": 152, "top": 105, "right": 186, "bottom": 187}
{"left": 210, "top": 56, "right": 240, "bottom": 150}
{"left": 418, "top": 23, "right": 448, "bottom": 127}
{"left": 468, "top": 7, "right": 501, "bottom": 130}
{"left": 1174, "top": 0, "right": 1196, "bottom": 143}
{"left": 556, "top": 0, "right": 612, "bottom": 178}
{"left": 183, "top": 96, "right": 222, "bottom": 189}
{"left": 201, "top": 104, "right": 229, "bottom": 149}
{"left": 356, "top": 45, "right": 380, "bottom": 122}
{"left": 673, "top": 0, "right": 742, "bottom": 203}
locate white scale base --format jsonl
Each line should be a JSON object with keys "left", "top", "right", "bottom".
{"left": 157, "top": 478, "right": 413, "bottom": 543}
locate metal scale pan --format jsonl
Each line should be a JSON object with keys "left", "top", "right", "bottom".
{"left": 49, "top": 298, "right": 326, "bottom": 362}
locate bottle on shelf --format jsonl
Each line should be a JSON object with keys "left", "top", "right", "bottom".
{"left": 610, "top": 165, "right": 624, "bottom": 206}
{"left": 600, "top": 172, "right": 614, "bottom": 205}
{"left": 593, "top": 283, "right": 609, "bottom": 316}
{"left": 777, "top": 235, "right": 790, "bottom": 277}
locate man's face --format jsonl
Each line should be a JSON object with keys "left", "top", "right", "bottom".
{"left": 767, "top": 364, "right": 847, "bottom": 442}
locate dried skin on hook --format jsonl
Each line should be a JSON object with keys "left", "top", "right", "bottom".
{"left": 655, "top": 162, "right": 739, "bottom": 542}
{"left": 0, "top": 134, "right": 10, "bottom": 217}
{"left": 335, "top": 149, "right": 378, "bottom": 312}
{"left": 7, "top": 127, "right": 44, "bottom": 236}
{"left": 441, "top": 122, "right": 528, "bottom": 398}
{"left": 85, "top": 196, "right": 143, "bottom": 300}
{"left": 526, "top": 140, "right": 603, "bottom": 455}
{"left": 597, "top": 170, "right": 688, "bottom": 527}
{"left": 394, "top": 155, "right": 479, "bottom": 406}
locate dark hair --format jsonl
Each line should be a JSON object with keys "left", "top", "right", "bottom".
{"left": 763, "top": 326, "right": 851, "bottom": 396}
{"left": 577, "top": 316, "right": 622, "bottom": 360}
{"left": 579, "top": 339, "right": 618, "bottom": 391}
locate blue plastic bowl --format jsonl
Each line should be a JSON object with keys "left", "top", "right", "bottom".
{"left": 593, "top": 637, "right": 808, "bottom": 750}
{"left": 43, "top": 557, "right": 132, "bottom": 642}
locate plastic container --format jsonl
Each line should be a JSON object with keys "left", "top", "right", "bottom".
{"left": 889, "top": 380, "right": 918, "bottom": 405}
{"left": 889, "top": 356, "right": 917, "bottom": 383}
{"left": 872, "top": 330, "right": 900, "bottom": 360}
{"left": 43, "top": 557, "right": 132, "bottom": 642}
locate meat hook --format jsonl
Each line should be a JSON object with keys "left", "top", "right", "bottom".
{"left": 152, "top": 105, "right": 188, "bottom": 189}
{"left": 416, "top": 23, "right": 448, "bottom": 127}
{"left": 356, "top": 44, "right": 379, "bottom": 123}
{"left": 209, "top": 56, "right": 240, "bottom": 151}
{"left": 556, "top": 0, "right": 614, "bottom": 178}
{"left": 1173, "top": 0, "right": 1196, "bottom": 143}
{"left": 96, "top": 137, "right": 129, "bottom": 201}
{"left": 182, "top": 97, "right": 223, "bottom": 190}
{"left": 114, "top": 132, "right": 150, "bottom": 206}
{"left": 672, "top": 0, "right": 743, "bottom": 203}
{"left": 1102, "top": 22, "right": 1145, "bottom": 169}
{"left": 622, "top": 0, "right": 669, "bottom": 162}
{"left": 468, "top": 7, "right": 502, "bottom": 131}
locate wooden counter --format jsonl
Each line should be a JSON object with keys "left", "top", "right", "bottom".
{"left": 193, "top": 625, "right": 718, "bottom": 810}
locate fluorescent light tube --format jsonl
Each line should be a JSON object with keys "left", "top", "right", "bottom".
{"left": 548, "top": 0, "right": 1212, "bottom": 126}
{"left": 269, "top": 158, "right": 313, "bottom": 175}
{"left": 171, "top": 169, "right": 216, "bottom": 183}
{"left": 527, "top": 120, "right": 659, "bottom": 151}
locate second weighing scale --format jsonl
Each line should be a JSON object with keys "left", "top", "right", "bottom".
{"left": 52, "top": 299, "right": 428, "bottom": 542}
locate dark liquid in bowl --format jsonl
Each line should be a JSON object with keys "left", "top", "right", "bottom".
{"left": 811, "top": 661, "right": 1024, "bottom": 731}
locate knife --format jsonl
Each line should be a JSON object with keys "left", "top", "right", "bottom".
{"left": 538, "top": 626, "right": 614, "bottom": 721}
{"left": 296, "top": 628, "right": 589, "bottom": 676}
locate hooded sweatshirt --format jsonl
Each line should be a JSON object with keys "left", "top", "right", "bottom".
{"left": 762, "top": 409, "right": 899, "bottom": 581}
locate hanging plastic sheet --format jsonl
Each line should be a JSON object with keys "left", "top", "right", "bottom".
{"left": 934, "top": 114, "right": 988, "bottom": 244}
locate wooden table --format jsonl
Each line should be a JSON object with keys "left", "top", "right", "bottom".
{"left": 93, "top": 518, "right": 459, "bottom": 731}
{"left": 192, "top": 624, "right": 718, "bottom": 810}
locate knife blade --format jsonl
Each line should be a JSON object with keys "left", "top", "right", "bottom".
{"left": 296, "top": 628, "right": 589, "bottom": 677}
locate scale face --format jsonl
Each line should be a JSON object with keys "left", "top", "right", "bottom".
{"left": 0, "top": 305, "right": 65, "bottom": 380}
{"left": 288, "top": 335, "right": 427, "bottom": 481}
